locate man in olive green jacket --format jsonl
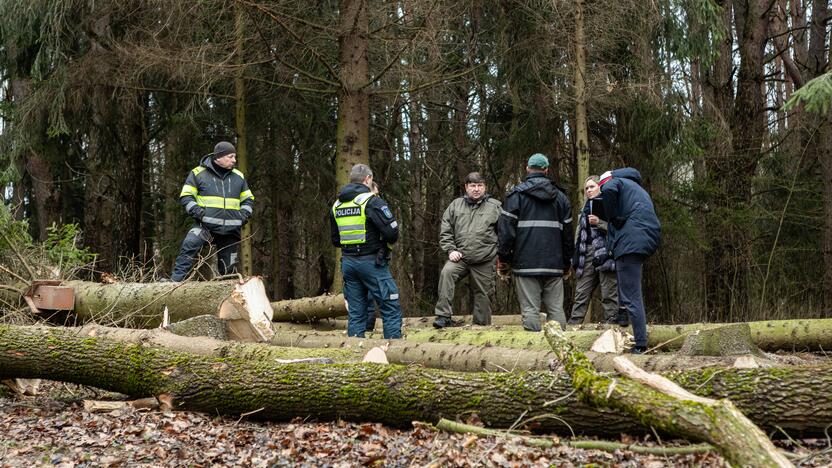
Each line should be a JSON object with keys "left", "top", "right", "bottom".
{"left": 433, "top": 172, "right": 502, "bottom": 328}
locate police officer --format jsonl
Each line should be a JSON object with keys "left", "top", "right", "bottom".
{"left": 330, "top": 164, "right": 402, "bottom": 339}
{"left": 170, "top": 141, "right": 254, "bottom": 281}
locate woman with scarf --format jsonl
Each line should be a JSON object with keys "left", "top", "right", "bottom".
{"left": 568, "top": 175, "right": 618, "bottom": 324}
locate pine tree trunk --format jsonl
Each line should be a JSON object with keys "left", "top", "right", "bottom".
{"left": 0, "top": 324, "right": 830, "bottom": 437}
{"left": 573, "top": 0, "right": 589, "bottom": 203}
{"left": 65, "top": 278, "right": 274, "bottom": 341}
{"left": 271, "top": 331, "right": 775, "bottom": 373}
{"left": 324, "top": 318, "right": 832, "bottom": 352}
{"left": 270, "top": 294, "right": 347, "bottom": 322}
{"left": 332, "top": 0, "right": 370, "bottom": 293}
{"left": 235, "top": 4, "right": 253, "bottom": 276}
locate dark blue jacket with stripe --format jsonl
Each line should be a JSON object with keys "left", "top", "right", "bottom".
{"left": 600, "top": 167, "right": 661, "bottom": 259}
{"left": 497, "top": 173, "right": 574, "bottom": 276}
{"left": 179, "top": 156, "right": 255, "bottom": 235}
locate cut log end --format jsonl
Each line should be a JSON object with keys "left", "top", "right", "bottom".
{"left": 679, "top": 323, "right": 762, "bottom": 357}
{"left": 218, "top": 277, "right": 274, "bottom": 342}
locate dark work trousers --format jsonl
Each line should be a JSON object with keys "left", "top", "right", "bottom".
{"left": 433, "top": 259, "right": 496, "bottom": 325}
{"left": 171, "top": 224, "right": 241, "bottom": 281}
{"left": 570, "top": 254, "right": 618, "bottom": 323}
{"left": 365, "top": 291, "right": 379, "bottom": 332}
{"left": 341, "top": 254, "right": 402, "bottom": 339}
{"left": 514, "top": 275, "right": 565, "bottom": 331}
{"left": 616, "top": 253, "right": 647, "bottom": 347}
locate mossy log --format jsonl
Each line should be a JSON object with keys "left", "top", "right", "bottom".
{"left": 270, "top": 294, "right": 347, "bottom": 322}
{"left": 271, "top": 332, "right": 777, "bottom": 373}
{"left": 77, "top": 324, "right": 358, "bottom": 362}
{"left": 65, "top": 278, "right": 274, "bottom": 342}
{"left": 300, "top": 314, "right": 544, "bottom": 330}
{"left": 543, "top": 322, "right": 793, "bottom": 467}
{"left": 58, "top": 324, "right": 775, "bottom": 374}
{"left": 338, "top": 318, "right": 832, "bottom": 352}
{"left": 1, "top": 324, "right": 831, "bottom": 437}
{"left": 678, "top": 323, "right": 762, "bottom": 356}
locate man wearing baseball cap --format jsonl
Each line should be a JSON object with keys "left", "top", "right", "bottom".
{"left": 497, "top": 153, "right": 574, "bottom": 331}
{"left": 170, "top": 141, "right": 255, "bottom": 281}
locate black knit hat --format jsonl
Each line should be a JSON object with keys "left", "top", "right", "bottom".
{"left": 213, "top": 141, "right": 236, "bottom": 159}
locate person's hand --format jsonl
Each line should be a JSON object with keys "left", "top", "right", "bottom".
{"left": 496, "top": 260, "right": 511, "bottom": 280}
{"left": 592, "top": 252, "right": 610, "bottom": 267}
{"left": 588, "top": 214, "right": 599, "bottom": 226}
{"left": 449, "top": 251, "right": 463, "bottom": 262}
{"left": 191, "top": 206, "right": 205, "bottom": 221}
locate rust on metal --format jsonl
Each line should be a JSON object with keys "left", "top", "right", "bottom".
{"left": 23, "top": 280, "right": 74, "bottom": 312}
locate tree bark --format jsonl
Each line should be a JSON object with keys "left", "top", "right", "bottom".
{"left": 542, "top": 323, "right": 792, "bottom": 467}
{"left": 26, "top": 323, "right": 778, "bottom": 374}
{"left": 65, "top": 278, "right": 274, "bottom": 341}
{"left": 270, "top": 294, "right": 347, "bottom": 322}
{"left": 235, "top": 4, "right": 253, "bottom": 276}
{"left": 0, "top": 324, "right": 830, "bottom": 437}
{"left": 332, "top": 0, "right": 370, "bottom": 293}
{"left": 335, "top": 318, "right": 832, "bottom": 352}
{"left": 271, "top": 331, "right": 777, "bottom": 373}
{"left": 573, "top": 0, "right": 590, "bottom": 203}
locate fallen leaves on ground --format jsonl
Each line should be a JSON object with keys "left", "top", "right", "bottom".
{"left": 0, "top": 384, "right": 829, "bottom": 467}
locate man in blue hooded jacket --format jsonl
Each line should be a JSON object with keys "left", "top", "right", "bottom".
{"left": 598, "top": 168, "right": 661, "bottom": 353}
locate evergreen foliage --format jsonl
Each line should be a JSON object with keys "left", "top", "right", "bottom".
{"left": 0, "top": 0, "right": 828, "bottom": 321}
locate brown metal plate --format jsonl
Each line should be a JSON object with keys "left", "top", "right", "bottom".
{"left": 24, "top": 281, "right": 75, "bottom": 311}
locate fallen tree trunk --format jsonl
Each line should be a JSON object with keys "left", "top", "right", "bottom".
{"left": 544, "top": 322, "right": 792, "bottom": 467}
{"left": 271, "top": 331, "right": 780, "bottom": 372}
{"left": 48, "top": 324, "right": 778, "bottom": 374}
{"left": 0, "top": 324, "right": 830, "bottom": 437}
{"left": 346, "top": 318, "right": 832, "bottom": 352}
{"left": 270, "top": 294, "right": 347, "bottom": 322}
{"left": 77, "top": 324, "right": 359, "bottom": 362}
{"left": 66, "top": 278, "right": 274, "bottom": 341}
{"left": 313, "top": 314, "right": 560, "bottom": 331}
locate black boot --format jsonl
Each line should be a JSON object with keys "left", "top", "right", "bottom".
{"left": 616, "top": 308, "right": 630, "bottom": 327}
{"left": 433, "top": 315, "right": 462, "bottom": 329}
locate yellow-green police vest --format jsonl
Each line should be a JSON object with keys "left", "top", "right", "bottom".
{"left": 332, "top": 193, "right": 375, "bottom": 245}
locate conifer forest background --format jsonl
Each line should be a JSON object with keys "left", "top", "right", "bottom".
{"left": 2, "top": 0, "right": 832, "bottom": 324}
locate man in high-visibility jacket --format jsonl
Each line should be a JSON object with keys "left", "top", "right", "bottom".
{"left": 170, "top": 141, "right": 254, "bottom": 282}
{"left": 330, "top": 164, "right": 402, "bottom": 338}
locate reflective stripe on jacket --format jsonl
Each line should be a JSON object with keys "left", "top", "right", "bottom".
{"left": 497, "top": 173, "right": 574, "bottom": 276}
{"left": 179, "top": 156, "right": 255, "bottom": 235}
{"left": 332, "top": 193, "right": 375, "bottom": 245}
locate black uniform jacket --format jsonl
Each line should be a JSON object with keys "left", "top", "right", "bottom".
{"left": 497, "top": 173, "right": 574, "bottom": 276}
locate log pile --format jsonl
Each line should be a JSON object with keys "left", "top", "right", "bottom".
{"left": 4, "top": 276, "right": 832, "bottom": 460}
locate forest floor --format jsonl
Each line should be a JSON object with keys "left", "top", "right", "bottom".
{"left": 1, "top": 383, "right": 831, "bottom": 467}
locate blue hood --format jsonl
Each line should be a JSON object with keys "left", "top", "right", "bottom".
{"left": 612, "top": 167, "right": 643, "bottom": 186}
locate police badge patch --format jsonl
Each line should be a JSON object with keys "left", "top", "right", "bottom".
{"left": 381, "top": 206, "right": 393, "bottom": 219}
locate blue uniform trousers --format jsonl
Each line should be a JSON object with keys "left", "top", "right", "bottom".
{"left": 171, "top": 224, "right": 240, "bottom": 282}
{"left": 341, "top": 254, "right": 402, "bottom": 339}
{"left": 616, "top": 253, "right": 647, "bottom": 347}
